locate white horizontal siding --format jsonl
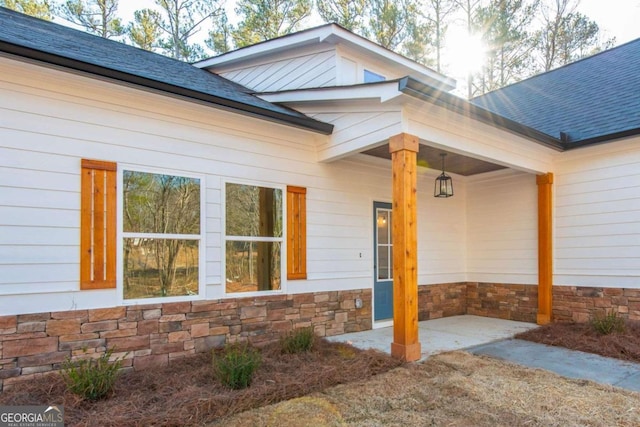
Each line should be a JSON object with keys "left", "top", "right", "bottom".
{"left": 0, "top": 56, "right": 467, "bottom": 316}
{"left": 418, "top": 182, "right": 467, "bottom": 283}
{"left": 467, "top": 172, "right": 538, "bottom": 284}
{"left": 554, "top": 137, "right": 640, "bottom": 288}
{"left": 308, "top": 106, "right": 403, "bottom": 161}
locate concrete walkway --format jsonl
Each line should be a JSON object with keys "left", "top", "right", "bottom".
{"left": 328, "top": 315, "right": 640, "bottom": 393}
{"left": 469, "top": 339, "right": 640, "bottom": 392}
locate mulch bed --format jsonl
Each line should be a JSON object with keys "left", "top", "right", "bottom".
{"left": 0, "top": 338, "right": 402, "bottom": 427}
{"left": 516, "top": 320, "right": 640, "bottom": 363}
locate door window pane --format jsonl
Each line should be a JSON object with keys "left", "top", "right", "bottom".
{"left": 377, "top": 210, "right": 389, "bottom": 244}
{"left": 376, "top": 208, "right": 393, "bottom": 281}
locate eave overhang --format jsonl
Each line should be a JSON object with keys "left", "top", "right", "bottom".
{"left": 0, "top": 41, "right": 334, "bottom": 135}
{"left": 257, "top": 80, "right": 404, "bottom": 104}
{"left": 398, "top": 77, "right": 565, "bottom": 151}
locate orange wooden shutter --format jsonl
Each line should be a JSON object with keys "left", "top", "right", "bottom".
{"left": 80, "top": 159, "right": 117, "bottom": 290}
{"left": 287, "top": 186, "right": 307, "bottom": 280}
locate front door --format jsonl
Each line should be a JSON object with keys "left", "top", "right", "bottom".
{"left": 373, "top": 202, "right": 393, "bottom": 321}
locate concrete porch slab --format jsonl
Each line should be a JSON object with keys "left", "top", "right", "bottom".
{"left": 327, "top": 315, "right": 538, "bottom": 359}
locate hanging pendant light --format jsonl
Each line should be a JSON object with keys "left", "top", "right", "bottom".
{"left": 434, "top": 153, "right": 454, "bottom": 198}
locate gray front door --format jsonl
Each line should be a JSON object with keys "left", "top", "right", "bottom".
{"left": 374, "top": 202, "right": 393, "bottom": 321}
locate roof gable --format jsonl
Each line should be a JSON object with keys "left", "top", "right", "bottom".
{"left": 0, "top": 7, "right": 332, "bottom": 134}
{"left": 195, "top": 23, "right": 456, "bottom": 92}
{"left": 472, "top": 39, "right": 640, "bottom": 145}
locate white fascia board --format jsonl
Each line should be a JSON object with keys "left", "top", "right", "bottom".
{"left": 320, "top": 32, "right": 456, "bottom": 91}
{"left": 195, "top": 26, "right": 335, "bottom": 69}
{"left": 195, "top": 24, "right": 456, "bottom": 91}
{"left": 257, "top": 82, "right": 403, "bottom": 104}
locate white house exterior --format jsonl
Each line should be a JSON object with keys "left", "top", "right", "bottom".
{"left": 1, "top": 8, "right": 639, "bottom": 386}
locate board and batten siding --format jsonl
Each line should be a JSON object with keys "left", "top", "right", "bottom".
{"left": 554, "top": 136, "right": 640, "bottom": 288}
{"left": 466, "top": 171, "right": 538, "bottom": 284}
{"left": 218, "top": 49, "right": 337, "bottom": 92}
{"left": 0, "top": 57, "right": 466, "bottom": 316}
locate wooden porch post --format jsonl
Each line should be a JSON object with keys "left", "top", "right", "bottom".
{"left": 389, "top": 133, "right": 421, "bottom": 362}
{"left": 537, "top": 173, "right": 553, "bottom": 325}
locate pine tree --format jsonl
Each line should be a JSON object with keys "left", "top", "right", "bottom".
{"left": 154, "top": 0, "right": 224, "bottom": 61}
{"left": 128, "top": 8, "right": 163, "bottom": 52}
{"left": 537, "top": 0, "right": 614, "bottom": 71}
{"left": 454, "top": 0, "right": 485, "bottom": 97}
{"left": 233, "top": 0, "right": 312, "bottom": 48}
{"left": 1, "top": 0, "right": 52, "bottom": 19}
{"left": 205, "top": 11, "right": 234, "bottom": 54}
{"left": 365, "top": 0, "right": 417, "bottom": 50}
{"left": 57, "top": 0, "right": 124, "bottom": 39}
{"left": 473, "top": 0, "right": 538, "bottom": 94}
{"left": 316, "top": 0, "right": 366, "bottom": 32}
{"left": 401, "top": 15, "right": 435, "bottom": 66}
{"left": 424, "top": 0, "right": 459, "bottom": 72}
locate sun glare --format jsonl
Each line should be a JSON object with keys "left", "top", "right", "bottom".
{"left": 445, "top": 27, "right": 486, "bottom": 78}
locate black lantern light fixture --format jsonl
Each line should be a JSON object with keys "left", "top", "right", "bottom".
{"left": 434, "top": 153, "right": 454, "bottom": 198}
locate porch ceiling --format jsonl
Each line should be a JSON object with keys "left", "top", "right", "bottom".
{"left": 363, "top": 143, "right": 507, "bottom": 176}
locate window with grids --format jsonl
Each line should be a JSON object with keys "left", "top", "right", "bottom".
{"left": 122, "top": 170, "right": 202, "bottom": 300}
{"left": 225, "top": 182, "right": 283, "bottom": 293}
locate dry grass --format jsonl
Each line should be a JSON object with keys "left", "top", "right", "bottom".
{"left": 217, "top": 351, "right": 640, "bottom": 427}
{"left": 516, "top": 320, "right": 640, "bottom": 363}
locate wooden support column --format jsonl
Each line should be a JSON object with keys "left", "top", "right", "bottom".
{"left": 537, "top": 173, "right": 553, "bottom": 325}
{"left": 389, "top": 133, "right": 421, "bottom": 362}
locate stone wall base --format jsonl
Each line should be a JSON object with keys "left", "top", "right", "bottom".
{"left": 466, "top": 282, "right": 538, "bottom": 323}
{"left": 0, "top": 289, "right": 371, "bottom": 391}
{"left": 553, "top": 286, "right": 640, "bottom": 322}
{"left": 417, "top": 282, "right": 467, "bottom": 320}
{"left": 3, "top": 283, "right": 639, "bottom": 390}
{"left": 417, "top": 282, "right": 640, "bottom": 325}
{"left": 418, "top": 282, "right": 538, "bottom": 323}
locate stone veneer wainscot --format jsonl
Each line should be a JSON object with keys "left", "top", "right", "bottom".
{"left": 0, "top": 289, "right": 371, "bottom": 391}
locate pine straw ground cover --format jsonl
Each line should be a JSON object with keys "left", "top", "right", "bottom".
{"left": 516, "top": 320, "right": 640, "bottom": 363}
{"left": 3, "top": 322, "right": 640, "bottom": 426}
{"left": 215, "top": 351, "right": 640, "bottom": 427}
{"left": 0, "top": 338, "right": 401, "bottom": 426}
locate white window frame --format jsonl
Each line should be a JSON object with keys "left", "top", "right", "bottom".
{"left": 117, "top": 165, "right": 206, "bottom": 305}
{"left": 223, "top": 178, "right": 286, "bottom": 297}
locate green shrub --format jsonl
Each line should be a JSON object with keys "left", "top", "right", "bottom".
{"left": 212, "top": 343, "right": 262, "bottom": 390}
{"left": 591, "top": 310, "right": 626, "bottom": 335}
{"left": 60, "top": 348, "right": 125, "bottom": 401}
{"left": 280, "top": 327, "right": 315, "bottom": 354}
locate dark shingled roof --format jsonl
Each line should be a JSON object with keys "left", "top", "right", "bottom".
{"left": 0, "top": 7, "right": 333, "bottom": 134}
{"left": 471, "top": 38, "right": 640, "bottom": 147}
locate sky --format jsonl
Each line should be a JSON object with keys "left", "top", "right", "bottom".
{"left": 578, "top": 0, "right": 640, "bottom": 44}
{"left": 113, "top": 0, "right": 640, "bottom": 94}
{"left": 117, "top": 0, "right": 640, "bottom": 46}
